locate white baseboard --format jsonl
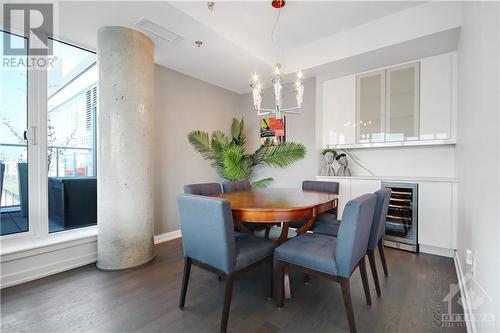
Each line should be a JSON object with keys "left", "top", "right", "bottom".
{"left": 154, "top": 229, "right": 181, "bottom": 244}
{"left": 1, "top": 240, "right": 98, "bottom": 289}
{"left": 419, "top": 244, "right": 454, "bottom": 257}
{"left": 1, "top": 230, "right": 182, "bottom": 289}
{"left": 1, "top": 253, "right": 97, "bottom": 289}
{"left": 454, "top": 250, "right": 475, "bottom": 333}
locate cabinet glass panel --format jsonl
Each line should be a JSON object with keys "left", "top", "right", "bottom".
{"left": 386, "top": 63, "right": 419, "bottom": 141}
{"left": 356, "top": 70, "right": 385, "bottom": 143}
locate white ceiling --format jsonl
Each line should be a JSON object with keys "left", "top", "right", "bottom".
{"left": 170, "top": 1, "right": 423, "bottom": 64}
{"left": 57, "top": 1, "right": 271, "bottom": 94}
{"left": 45, "top": 1, "right": 459, "bottom": 94}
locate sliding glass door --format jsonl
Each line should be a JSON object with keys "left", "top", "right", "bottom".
{"left": 0, "top": 31, "right": 29, "bottom": 236}
{"left": 1, "top": 30, "right": 98, "bottom": 245}
{"left": 47, "top": 39, "right": 98, "bottom": 233}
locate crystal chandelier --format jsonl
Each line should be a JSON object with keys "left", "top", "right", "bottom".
{"left": 249, "top": 0, "right": 304, "bottom": 119}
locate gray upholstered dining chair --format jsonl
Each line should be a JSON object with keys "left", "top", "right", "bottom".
{"left": 303, "top": 180, "right": 339, "bottom": 220}
{"left": 221, "top": 180, "right": 251, "bottom": 193}
{"left": 183, "top": 182, "right": 222, "bottom": 196}
{"left": 289, "top": 180, "right": 339, "bottom": 229}
{"left": 274, "top": 193, "right": 377, "bottom": 333}
{"left": 177, "top": 194, "right": 275, "bottom": 333}
{"left": 314, "top": 188, "right": 391, "bottom": 297}
{"left": 222, "top": 180, "right": 272, "bottom": 237}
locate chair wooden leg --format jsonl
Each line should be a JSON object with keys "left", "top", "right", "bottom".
{"left": 378, "top": 239, "right": 389, "bottom": 277}
{"left": 220, "top": 274, "right": 234, "bottom": 333}
{"left": 340, "top": 278, "right": 357, "bottom": 333}
{"left": 367, "top": 250, "right": 381, "bottom": 297}
{"left": 268, "top": 259, "right": 274, "bottom": 300}
{"left": 274, "top": 260, "right": 285, "bottom": 308}
{"left": 265, "top": 225, "right": 271, "bottom": 239}
{"left": 358, "top": 257, "right": 372, "bottom": 306}
{"left": 284, "top": 267, "right": 291, "bottom": 299}
{"left": 179, "top": 257, "right": 192, "bottom": 309}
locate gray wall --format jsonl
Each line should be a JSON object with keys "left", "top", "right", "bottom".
{"left": 456, "top": 2, "right": 500, "bottom": 330}
{"left": 238, "top": 78, "right": 319, "bottom": 188}
{"left": 153, "top": 65, "right": 240, "bottom": 234}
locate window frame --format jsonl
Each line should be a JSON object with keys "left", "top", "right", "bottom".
{"left": 1, "top": 26, "right": 98, "bottom": 252}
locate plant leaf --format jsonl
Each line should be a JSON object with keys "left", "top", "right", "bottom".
{"left": 262, "top": 142, "right": 306, "bottom": 168}
{"left": 250, "top": 144, "right": 267, "bottom": 166}
{"left": 187, "top": 130, "right": 214, "bottom": 160}
{"left": 211, "top": 130, "right": 229, "bottom": 155}
{"left": 222, "top": 145, "right": 251, "bottom": 180}
{"left": 231, "top": 117, "right": 246, "bottom": 147}
{"left": 251, "top": 177, "right": 274, "bottom": 188}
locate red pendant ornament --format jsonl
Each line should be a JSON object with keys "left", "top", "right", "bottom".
{"left": 271, "top": 0, "right": 285, "bottom": 9}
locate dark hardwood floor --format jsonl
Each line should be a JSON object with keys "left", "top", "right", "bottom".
{"left": 1, "top": 239, "right": 465, "bottom": 333}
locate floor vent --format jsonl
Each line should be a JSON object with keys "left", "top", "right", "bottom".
{"left": 135, "top": 17, "right": 184, "bottom": 44}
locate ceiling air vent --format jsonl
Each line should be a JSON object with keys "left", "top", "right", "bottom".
{"left": 135, "top": 17, "right": 184, "bottom": 44}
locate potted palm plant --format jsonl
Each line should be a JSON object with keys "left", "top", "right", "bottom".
{"left": 188, "top": 118, "right": 306, "bottom": 187}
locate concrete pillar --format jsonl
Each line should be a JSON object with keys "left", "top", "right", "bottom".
{"left": 96, "top": 27, "right": 155, "bottom": 270}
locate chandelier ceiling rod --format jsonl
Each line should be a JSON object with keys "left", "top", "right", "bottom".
{"left": 249, "top": 0, "right": 304, "bottom": 119}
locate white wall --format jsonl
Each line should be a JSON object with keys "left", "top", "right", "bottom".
{"left": 238, "top": 78, "right": 319, "bottom": 188}
{"left": 154, "top": 65, "right": 240, "bottom": 234}
{"left": 456, "top": 2, "right": 500, "bottom": 332}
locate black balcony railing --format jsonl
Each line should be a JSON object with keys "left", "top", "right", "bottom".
{"left": 0, "top": 143, "right": 94, "bottom": 210}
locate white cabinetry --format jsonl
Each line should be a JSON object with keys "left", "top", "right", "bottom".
{"left": 316, "top": 176, "right": 456, "bottom": 257}
{"left": 418, "top": 182, "right": 453, "bottom": 249}
{"left": 335, "top": 178, "right": 351, "bottom": 219}
{"left": 420, "top": 53, "right": 453, "bottom": 140}
{"left": 320, "top": 52, "right": 456, "bottom": 149}
{"left": 322, "top": 75, "right": 356, "bottom": 146}
{"left": 318, "top": 177, "right": 381, "bottom": 219}
{"left": 350, "top": 179, "right": 382, "bottom": 199}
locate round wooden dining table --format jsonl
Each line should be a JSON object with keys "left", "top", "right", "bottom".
{"left": 214, "top": 188, "right": 338, "bottom": 244}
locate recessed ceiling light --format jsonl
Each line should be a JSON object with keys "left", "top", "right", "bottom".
{"left": 195, "top": 40, "right": 204, "bottom": 48}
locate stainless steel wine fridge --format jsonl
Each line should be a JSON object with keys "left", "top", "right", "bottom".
{"left": 382, "top": 182, "right": 418, "bottom": 252}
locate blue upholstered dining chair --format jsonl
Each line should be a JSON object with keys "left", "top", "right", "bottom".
{"left": 313, "top": 188, "right": 391, "bottom": 297}
{"left": 183, "top": 182, "right": 222, "bottom": 196}
{"left": 288, "top": 180, "right": 339, "bottom": 229}
{"left": 177, "top": 194, "right": 275, "bottom": 333}
{"left": 274, "top": 193, "right": 377, "bottom": 333}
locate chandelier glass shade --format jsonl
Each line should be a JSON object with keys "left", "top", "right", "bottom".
{"left": 250, "top": 64, "right": 304, "bottom": 119}
{"left": 249, "top": 1, "right": 304, "bottom": 119}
